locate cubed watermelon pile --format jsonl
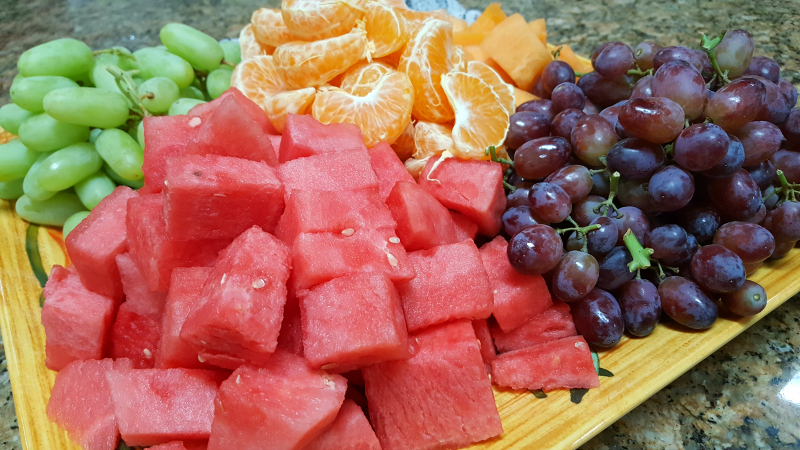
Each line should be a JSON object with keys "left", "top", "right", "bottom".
{"left": 42, "top": 88, "right": 599, "bottom": 450}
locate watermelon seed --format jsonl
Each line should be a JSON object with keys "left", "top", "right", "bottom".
{"left": 389, "top": 237, "right": 400, "bottom": 244}
{"left": 221, "top": 273, "right": 228, "bottom": 284}
{"left": 493, "top": 290, "right": 498, "bottom": 295}
{"left": 198, "top": 355, "right": 207, "bottom": 363}
{"left": 143, "top": 348, "right": 152, "bottom": 359}
{"left": 575, "top": 341, "right": 586, "bottom": 350}
{"left": 236, "top": 375, "right": 242, "bottom": 385}
{"left": 252, "top": 278, "right": 266, "bottom": 289}
{"left": 341, "top": 228, "right": 355, "bottom": 236}
{"left": 189, "top": 117, "right": 202, "bottom": 127}
{"left": 322, "top": 375, "right": 337, "bottom": 389}
{"left": 214, "top": 193, "right": 226, "bottom": 197}
{"left": 321, "top": 363, "right": 337, "bottom": 371}
{"left": 386, "top": 252, "right": 398, "bottom": 267}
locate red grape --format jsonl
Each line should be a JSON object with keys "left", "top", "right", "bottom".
{"left": 596, "top": 246, "right": 636, "bottom": 291}
{"left": 551, "top": 250, "right": 600, "bottom": 302}
{"left": 516, "top": 99, "right": 555, "bottom": 121}
{"left": 634, "top": 41, "right": 662, "bottom": 71}
{"left": 571, "top": 115, "right": 619, "bottom": 167}
{"left": 569, "top": 288, "right": 624, "bottom": 347}
{"left": 592, "top": 42, "right": 634, "bottom": 77}
{"left": 734, "top": 121, "right": 783, "bottom": 166}
{"left": 707, "top": 169, "right": 762, "bottom": 220}
{"left": 652, "top": 46, "right": 703, "bottom": 72}
{"left": 586, "top": 216, "right": 619, "bottom": 255}
{"left": 674, "top": 123, "right": 729, "bottom": 172}
{"left": 551, "top": 108, "right": 586, "bottom": 143}
{"left": 712, "top": 221, "right": 775, "bottom": 264}
{"left": 572, "top": 195, "right": 610, "bottom": 226}
{"left": 551, "top": 82, "right": 586, "bottom": 114}
{"left": 606, "top": 137, "right": 665, "bottom": 179}
{"left": 617, "top": 178, "right": 655, "bottom": 212}
{"left": 502, "top": 205, "right": 546, "bottom": 235}
{"left": 513, "top": 136, "right": 572, "bottom": 180}
{"left": 764, "top": 200, "right": 800, "bottom": 242}
{"left": 507, "top": 224, "right": 563, "bottom": 275}
{"left": 506, "top": 185, "right": 532, "bottom": 208}
{"left": 721, "top": 280, "right": 767, "bottom": 316}
{"left": 744, "top": 56, "right": 780, "bottom": 83}
{"left": 714, "top": 29, "right": 754, "bottom": 78}
{"left": 545, "top": 165, "right": 593, "bottom": 203}
{"left": 619, "top": 279, "right": 661, "bottom": 337}
{"left": 768, "top": 238, "right": 796, "bottom": 260}
{"left": 678, "top": 206, "right": 720, "bottom": 244}
{"left": 745, "top": 160, "right": 776, "bottom": 191}
{"left": 631, "top": 75, "right": 653, "bottom": 99}
{"left": 699, "top": 135, "right": 745, "bottom": 179}
{"left": 705, "top": 78, "right": 767, "bottom": 132}
{"left": 779, "top": 79, "right": 798, "bottom": 109}
{"left": 528, "top": 182, "right": 572, "bottom": 223}
{"left": 770, "top": 149, "right": 800, "bottom": 183}
{"left": 577, "top": 72, "right": 633, "bottom": 109}
{"left": 690, "top": 244, "right": 746, "bottom": 293}
{"left": 618, "top": 97, "right": 685, "bottom": 144}
{"left": 541, "top": 60, "right": 576, "bottom": 97}
{"left": 506, "top": 111, "right": 551, "bottom": 149}
{"left": 648, "top": 165, "right": 695, "bottom": 212}
{"left": 658, "top": 276, "right": 718, "bottom": 329}
{"left": 609, "top": 206, "right": 650, "bottom": 243}
{"left": 651, "top": 60, "right": 707, "bottom": 120}
{"left": 647, "top": 224, "right": 688, "bottom": 261}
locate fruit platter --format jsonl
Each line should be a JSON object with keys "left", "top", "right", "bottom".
{"left": 1, "top": 0, "right": 799, "bottom": 449}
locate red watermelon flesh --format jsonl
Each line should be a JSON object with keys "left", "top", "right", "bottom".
{"left": 276, "top": 293, "right": 304, "bottom": 356}
{"left": 65, "top": 185, "right": 138, "bottom": 301}
{"left": 107, "top": 368, "right": 226, "bottom": 446}
{"left": 126, "top": 194, "right": 232, "bottom": 292}
{"left": 268, "top": 135, "right": 282, "bottom": 159}
{"left": 278, "top": 148, "right": 378, "bottom": 198}
{"left": 157, "top": 267, "right": 215, "bottom": 370}
{"left": 304, "top": 399, "right": 381, "bottom": 450}
{"left": 207, "top": 350, "right": 347, "bottom": 450}
{"left": 47, "top": 358, "right": 132, "bottom": 450}
{"left": 41, "top": 265, "right": 115, "bottom": 371}
{"left": 274, "top": 188, "right": 395, "bottom": 246}
{"left": 450, "top": 210, "right": 479, "bottom": 242}
{"left": 181, "top": 226, "right": 291, "bottom": 370}
{"left": 368, "top": 141, "right": 415, "bottom": 200}
{"left": 491, "top": 302, "right": 577, "bottom": 353}
{"left": 418, "top": 155, "right": 507, "bottom": 236}
{"left": 479, "top": 236, "right": 553, "bottom": 332}
{"left": 290, "top": 228, "right": 414, "bottom": 291}
{"left": 141, "top": 115, "right": 196, "bottom": 194}
{"left": 148, "top": 442, "right": 188, "bottom": 450}
{"left": 385, "top": 181, "right": 460, "bottom": 252}
{"left": 491, "top": 335, "right": 599, "bottom": 390}
{"left": 363, "top": 319, "right": 502, "bottom": 450}
{"left": 111, "top": 253, "right": 166, "bottom": 368}
{"left": 398, "top": 240, "right": 493, "bottom": 332}
{"left": 299, "top": 272, "right": 409, "bottom": 373}
{"left": 279, "top": 114, "right": 367, "bottom": 163}
{"left": 189, "top": 88, "right": 278, "bottom": 135}
{"left": 472, "top": 319, "right": 496, "bottom": 375}
{"left": 164, "top": 154, "right": 285, "bottom": 240}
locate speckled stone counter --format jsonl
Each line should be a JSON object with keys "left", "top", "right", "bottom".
{"left": 1, "top": 1, "right": 799, "bottom": 449}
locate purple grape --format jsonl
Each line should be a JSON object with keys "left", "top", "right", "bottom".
{"left": 746, "top": 204, "right": 767, "bottom": 224}
{"left": 743, "top": 261, "right": 763, "bottom": 276}
{"left": 596, "top": 246, "right": 636, "bottom": 291}
{"left": 571, "top": 115, "right": 619, "bottom": 167}
{"left": 779, "top": 78, "right": 798, "bottom": 109}
{"left": 735, "top": 121, "right": 783, "bottom": 166}
{"left": 516, "top": 99, "right": 555, "bottom": 121}
{"left": 609, "top": 206, "right": 650, "bottom": 244}
{"left": 714, "top": 29, "right": 754, "bottom": 78}
{"left": 745, "top": 160, "right": 776, "bottom": 191}
{"left": 598, "top": 104, "right": 625, "bottom": 136}
{"left": 583, "top": 98, "right": 599, "bottom": 115}
{"left": 507, "top": 224, "right": 563, "bottom": 275}
{"left": 631, "top": 75, "right": 653, "bottom": 99}
{"left": 541, "top": 61, "right": 576, "bottom": 97}
{"left": 722, "top": 280, "right": 767, "bottom": 317}
{"left": 545, "top": 165, "right": 593, "bottom": 203}
{"left": 713, "top": 221, "right": 775, "bottom": 264}
{"left": 618, "top": 97, "right": 685, "bottom": 144}
{"left": 779, "top": 109, "right": 800, "bottom": 145}
{"left": 617, "top": 178, "right": 655, "bottom": 212}
{"left": 528, "top": 182, "right": 572, "bottom": 223}
{"left": 507, "top": 185, "right": 532, "bottom": 208}
{"left": 551, "top": 250, "right": 600, "bottom": 302}
{"left": 551, "top": 83, "right": 586, "bottom": 114}
{"left": 619, "top": 279, "right": 661, "bottom": 337}
{"left": 502, "top": 205, "right": 546, "bottom": 235}
{"left": 705, "top": 77, "right": 767, "bottom": 132}
{"left": 651, "top": 60, "right": 707, "bottom": 120}
{"left": 586, "top": 216, "right": 619, "bottom": 256}
{"left": 506, "top": 111, "right": 551, "bottom": 149}
{"left": 695, "top": 50, "right": 714, "bottom": 82}
{"left": 590, "top": 171, "right": 610, "bottom": 197}
{"left": 744, "top": 56, "right": 781, "bottom": 84}
{"left": 690, "top": 244, "right": 746, "bottom": 293}
{"left": 577, "top": 72, "right": 633, "bottom": 109}
{"left": 771, "top": 149, "right": 800, "bottom": 183}
{"left": 573, "top": 195, "right": 610, "bottom": 226}
{"left": 755, "top": 77, "right": 793, "bottom": 125}
{"left": 648, "top": 165, "right": 695, "bottom": 212}
{"left": 674, "top": 123, "right": 730, "bottom": 172}
{"left": 606, "top": 138, "right": 665, "bottom": 180}
{"left": 699, "top": 135, "right": 745, "bottom": 179}
{"left": 678, "top": 206, "right": 720, "bottom": 244}
{"left": 652, "top": 46, "right": 703, "bottom": 72}
{"left": 658, "top": 276, "right": 718, "bottom": 329}
{"left": 764, "top": 200, "right": 800, "bottom": 242}
{"left": 570, "top": 288, "right": 624, "bottom": 347}
{"left": 592, "top": 42, "right": 634, "bottom": 77}
{"left": 513, "top": 136, "right": 572, "bottom": 180}
{"left": 647, "top": 224, "right": 688, "bottom": 261}
{"left": 633, "top": 41, "right": 662, "bottom": 71}
{"left": 707, "top": 168, "right": 763, "bottom": 221}
{"left": 768, "top": 238, "right": 796, "bottom": 260}
{"left": 762, "top": 185, "right": 779, "bottom": 210}
{"left": 551, "top": 108, "right": 586, "bottom": 143}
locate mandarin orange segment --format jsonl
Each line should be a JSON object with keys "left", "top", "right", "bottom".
{"left": 451, "top": 45, "right": 468, "bottom": 72}
{"left": 364, "top": 1, "right": 407, "bottom": 58}
{"left": 251, "top": 8, "right": 301, "bottom": 48}
{"left": 391, "top": 121, "right": 416, "bottom": 161}
{"left": 413, "top": 121, "right": 454, "bottom": 159}
{"left": 441, "top": 71, "right": 509, "bottom": 159}
{"left": 231, "top": 55, "right": 286, "bottom": 106}
{"left": 339, "top": 61, "right": 393, "bottom": 96}
{"left": 281, "top": 0, "right": 367, "bottom": 40}
{"left": 376, "top": 0, "right": 408, "bottom": 8}
{"left": 312, "top": 71, "right": 414, "bottom": 147}
{"left": 239, "top": 24, "right": 272, "bottom": 61}
{"left": 404, "top": 155, "right": 431, "bottom": 180}
{"left": 274, "top": 27, "right": 370, "bottom": 89}
{"left": 395, "top": 8, "right": 450, "bottom": 36}
{"left": 467, "top": 60, "right": 515, "bottom": 115}
{"left": 398, "top": 19, "right": 454, "bottom": 123}
{"left": 263, "top": 88, "right": 318, "bottom": 132}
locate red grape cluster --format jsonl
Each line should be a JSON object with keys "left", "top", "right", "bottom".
{"left": 501, "top": 29, "right": 798, "bottom": 349}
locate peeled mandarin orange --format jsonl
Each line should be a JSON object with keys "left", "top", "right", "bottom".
{"left": 377, "top": 0, "right": 408, "bottom": 8}
{"left": 377, "top": 48, "right": 404, "bottom": 68}
{"left": 441, "top": 71, "right": 509, "bottom": 159}
{"left": 281, "top": 0, "right": 367, "bottom": 40}
{"left": 274, "top": 27, "right": 371, "bottom": 89}
{"left": 312, "top": 71, "right": 414, "bottom": 147}
{"left": 263, "top": 88, "right": 318, "bottom": 132}
{"left": 251, "top": 8, "right": 300, "bottom": 48}
{"left": 391, "top": 121, "right": 416, "bottom": 161}
{"left": 398, "top": 19, "right": 455, "bottom": 123}
{"left": 451, "top": 45, "right": 468, "bottom": 72}
{"left": 467, "top": 60, "right": 515, "bottom": 115}
{"left": 413, "top": 121, "right": 455, "bottom": 159}
{"left": 364, "top": 1, "right": 407, "bottom": 58}
{"left": 239, "top": 24, "right": 272, "bottom": 61}
{"left": 339, "top": 61, "right": 393, "bottom": 96}
{"left": 231, "top": 55, "right": 286, "bottom": 106}
{"left": 404, "top": 155, "right": 431, "bottom": 180}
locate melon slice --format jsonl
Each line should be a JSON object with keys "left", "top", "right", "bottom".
{"left": 368, "top": 141, "right": 415, "bottom": 200}
{"left": 157, "top": 267, "right": 214, "bottom": 370}
{"left": 279, "top": 114, "right": 367, "bottom": 163}
{"left": 491, "top": 301, "right": 577, "bottom": 353}
{"left": 304, "top": 399, "right": 381, "bottom": 450}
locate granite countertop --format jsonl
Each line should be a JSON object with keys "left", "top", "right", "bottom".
{"left": 1, "top": 0, "right": 799, "bottom": 448}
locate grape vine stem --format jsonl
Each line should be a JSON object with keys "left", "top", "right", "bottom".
{"left": 622, "top": 229, "right": 654, "bottom": 273}
{"left": 701, "top": 31, "right": 732, "bottom": 85}
{"left": 594, "top": 171, "right": 623, "bottom": 218}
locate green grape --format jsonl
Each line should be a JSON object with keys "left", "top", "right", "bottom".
{"left": 89, "top": 62, "right": 131, "bottom": 107}
{"left": 207, "top": 67, "right": 233, "bottom": 100}
{"left": 89, "top": 128, "right": 103, "bottom": 143}
{"left": 169, "top": 98, "right": 206, "bottom": 116}
{"left": 179, "top": 85, "right": 206, "bottom": 100}
{"left": 128, "top": 121, "right": 139, "bottom": 141}
{"left": 23, "top": 152, "right": 57, "bottom": 201}
{"left": 11, "top": 74, "right": 25, "bottom": 88}
{"left": 133, "top": 47, "right": 195, "bottom": 89}
{"left": 17, "top": 38, "right": 93, "bottom": 80}
{"left": 63, "top": 210, "right": 91, "bottom": 238}
{"left": 0, "top": 104, "right": 36, "bottom": 135}
{"left": 94, "top": 128, "right": 144, "bottom": 181}
{"left": 104, "top": 163, "right": 144, "bottom": 189}
{"left": 75, "top": 171, "right": 116, "bottom": 209}
{"left": 160, "top": 23, "right": 224, "bottom": 73}
{"left": 36, "top": 142, "right": 103, "bottom": 191}
{"left": 9, "top": 76, "right": 79, "bottom": 113}
{"left": 0, "top": 179, "right": 25, "bottom": 200}
{"left": 16, "top": 192, "right": 87, "bottom": 226}
{"left": 219, "top": 39, "right": 241, "bottom": 65}
{"left": 17, "top": 113, "right": 90, "bottom": 152}
{"left": 138, "top": 77, "right": 180, "bottom": 114}
{"left": 0, "top": 139, "right": 39, "bottom": 182}
{"left": 137, "top": 120, "right": 145, "bottom": 147}
{"left": 43, "top": 87, "right": 130, "bottom": 129}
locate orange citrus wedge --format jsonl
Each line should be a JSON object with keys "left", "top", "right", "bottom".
{"left": 466, "top": 60, "right": 515, "bottom": 115}
{"left": 263, "top": 88, "right": 318, "bottom": 133}
{"left": 364, "top": 1, "right": 407, "bottom": 58}
{"left": 312, "top": 71, "right": 414, "bottom": 147}
{"left": 413, "top": 121, "right": 455, "bottom": 159}
{"left": 251, "top": 8, "right": 301, "bottom": 48}
{"left": 281, "top": 0, "right": 367, "bottom": 40}
{"left": 239, "top": 24, "right": 272, "bottom": 61}
{"left": 391, "top": 121, "right": 416, "bottom": 161}
{"left": 339, "top": 61, "right": 393, "bottom": 96}
{"left": 441, "top": 71, "right": 509, "bottom": 159}
{"left": 451, "top": 45, "right": 468, "bottom": 72}
{"left": 231, "top": 55, "right": 286, "bottom": 106}
{"left": 404, "top": 155, "right": 431, "bottom": 180}
{"left": 398, "top": 19, "right": 454, "bottom": 123}
{"left": 376, "top": 0, "right": 408, "bottom": 8}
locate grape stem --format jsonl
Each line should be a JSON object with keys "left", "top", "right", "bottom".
{"left": 222, "top": 60, "right": 236, "bottom": 68}
{"left": 593, "top": 171, "right": 623, "bottom": 217}
{"left": 774, "top": 169, "right": 800, "bottom": 203}
{"left": 663, "top": 143, "right": 674, "bottom": 157}
{"left": 93, "top": 48, "right": 137, "bottom": 61}
{"left": 485, "top": 146, "right": 515, "bottom": 167}
{"left": 701, "top": 31, "right": 732, "bottom": 85}
{"left": 574, "top": 70, "right": 591, "bottom": 78}
{"left": 626, "top": 68, "right": 653, "bottom": 77}
{"left": 551, "top": 46, "right": 562, "bottom": 60}
{"left": 588, "top": 155, "right": 609, "bottom": 176}
{"left": 106, "top": 66, "right": 150, "bottom": 118}
{"left": 556, "top": 216, "right": 602, "bottom": 249}
{"left": 622, "top": 229, "right": 654, "bottom": 273}
{"left": 503, "top": 180, "right": 517, "bottom": 192}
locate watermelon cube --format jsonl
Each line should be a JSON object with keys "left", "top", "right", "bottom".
{"left": 279, "top": 114, "right": 367, "bottom": 163}
{"left": 363, "top": 319, "right": 503, "bottom": 450}
{"left": 181, "top": 226, "right": 291, "bottom": 369}
{"left": 491, "top": 302, "right": 578, "bottom": 353}
{"left": 268, "top": 135, "right": 282, "bottom": 159}
{"left": 419, "top": 155, "right": 507, "bottom": 236}
{"left": 278, "top": 148, "right": 378, "bottom": 198}
{"left": 398, "top": 241, "right": 493, "bottom": 332}
{"left": 450, "top": 210, "right": 479, "bottom": 241}
{"left": 491, "top": 335, "right": 600, "bottom": 390}
{"left": 106, "top": 368, "right": 226, "bottom": 446}
{"left": 141, "top": 114, "right": 196, "bottom": 194}
{"left": 47, "top": 358, "right": 131, "bottom": 450}
{"left": 386, "top": 181, "right": 460, "bottom": 252}
{"left": 276, "top": 293, "right": 304, "bottom": 356}
{"left": 304, "top": 399, "right": 381, "bottom": 450}
{"left": 473, "top": 319, "right": 496, "bottom": 374}
{"left": 164, "top": 154, "right": 285, "bottom": 240}
{"left": 480, "top": 236, "right": 553, "bottom": 332}
{"left": 65, "top": 185, "right": 138, "bottom": 301}
{"left": 41, "top": 265, "right": 115, "bottom": 371}
{"left": 127, "top": 194, "right": 231, "bottom": 292}
{"left": 299, "top": 272, "right": 409, "bottom": 372}
{"left": 148, "top": 442, "right": 188, "bottom": 450}
{"left": 157, "top": 267, "right": 214, "bottom": 370}
{"left": 274, "top": 188, "right": 396, "bottom": 246}
{"left": 369, "top": 141, "right": 415, "bottom": 200}
{"left": 189, "top": 88, "right": 278, "bottom": 135}
{"left": 291, "top": 228, "right": 414, "bottom": 291}
{"left": 111, "top": 253, "right": 167, "bottom": 368}
{"left": 207, "top": 350, "right": 347, "bottom": 450}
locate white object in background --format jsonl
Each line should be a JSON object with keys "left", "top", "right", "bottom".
{"left": 406, "top": 0, "right": 483, "bottom": 24}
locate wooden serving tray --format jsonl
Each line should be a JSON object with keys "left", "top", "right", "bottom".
{"left": 1, "top": 200, "right": 799, "bottom": 450}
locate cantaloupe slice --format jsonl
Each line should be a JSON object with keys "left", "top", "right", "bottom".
{"left": 450, "top": 17, "right": 469, "bottom": 33}
{"left": 514, "top": 88, "right": 538, "bottom": 106}
{"left": 462, "top": 46, "right": 514, "bottom": 85}
{"left": 467, "top": 3, "right": 506, "bottom": 33}
{"left": 529, "top": 18, "right": 547, "bottom": 45}
{"left": 480, "top": 14, "right": 552, "bottom": 91}
{"left": 547, "top": 43, "right": 594, "bottom": 75}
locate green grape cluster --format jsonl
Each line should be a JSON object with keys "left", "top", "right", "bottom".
{"left": 0, "top": 24, "right": 240, "bottom": 234}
